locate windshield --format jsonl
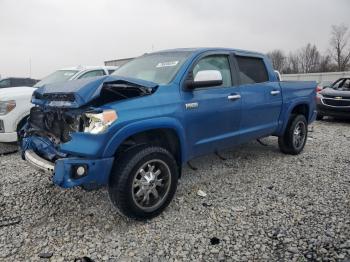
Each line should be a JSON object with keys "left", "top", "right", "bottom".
{"left": 0, "top": 79, "right": 10, "bottom": 88}
{"left": 331, "top": 78, "right": 350, "bottom": 91}
{"left": 112, "top": 51, "right": 192, "bottom": 84}
{"left": 34, "top": 70, "right": 78, "bottom": 88}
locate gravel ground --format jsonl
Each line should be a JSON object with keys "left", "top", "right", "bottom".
{"left": 0, "top": 119, "right": 350, "bottom": 261}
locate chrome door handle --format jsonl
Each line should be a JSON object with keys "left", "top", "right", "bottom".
{"left": 270, "top": 90, "right": 280, "bottom": 95}
{"left": 228, "top": 94, "right": 241, "bottom": 101}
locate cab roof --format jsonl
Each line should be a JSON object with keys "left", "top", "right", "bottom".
{"left": 152, "top": 47, "right": 264, "bottom": 57}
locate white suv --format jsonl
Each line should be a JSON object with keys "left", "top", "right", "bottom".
{"left": 0, "top": 66, "right": 118, "bottom": 142}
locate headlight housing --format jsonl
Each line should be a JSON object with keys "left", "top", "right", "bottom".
{"left": 84, "top": 110, "right": 118, "bottom": 134}
{"left": 0, "top": 100, "right": 16, "bottom": 115}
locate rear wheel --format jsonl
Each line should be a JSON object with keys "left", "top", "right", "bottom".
{"left": 108, "top": 145, "right": 179, "bottom": 220}
{"left": 278, "top": 114, "right": 308, "bottom": 155}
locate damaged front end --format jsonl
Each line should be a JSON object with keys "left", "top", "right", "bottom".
{"left": 20, "top": 76, "right": 157, "bottom": 188}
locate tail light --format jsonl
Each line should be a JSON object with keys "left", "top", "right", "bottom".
{"left": 316, "top": 86, "right": 322, "bottom": 93}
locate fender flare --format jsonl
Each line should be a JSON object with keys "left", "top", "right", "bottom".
{"left": 102, "top": 117, "right": 188, "bottom": 163}
{"left": 277, "top": 99, "right": 310, "bottom": 135}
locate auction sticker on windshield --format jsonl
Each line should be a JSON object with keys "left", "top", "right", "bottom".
{"left": 156, "top": 61, "right": 179, "bottom": 68}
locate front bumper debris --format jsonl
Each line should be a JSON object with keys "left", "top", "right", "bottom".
{"left": 21, "top": 121, "right": 115, "bottom": 188}
{"left": 23, "top": 147, "right": 114, "bottom": 188}
{"left": 24, "top": 150, "right": 55, "bottom": 173}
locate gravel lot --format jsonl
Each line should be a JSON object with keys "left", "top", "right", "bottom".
{"left": 0, "top": 119, "right": 349, "bottom": 261}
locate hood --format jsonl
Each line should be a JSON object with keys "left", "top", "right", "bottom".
{"left": 0, "top": 86, "right": 36, "bottom": 100}
{"left": 32, "top": 75, "right": 158, "bottom": 108}
{"left": 320, "top": 87, "right": 350, "bottom": 99}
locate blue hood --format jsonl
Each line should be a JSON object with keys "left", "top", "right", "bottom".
{"left": 32, "top": 75, "right": 158, "bottom": 108}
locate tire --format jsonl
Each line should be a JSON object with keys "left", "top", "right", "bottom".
{"left": 316, "top": 114, "right": 324, "bottom": 121}
{"left": 278, "top": 114, "right": 308, "bottom": 155}
{"left": 108, "top": 145, "right": 179, "bottom": 220}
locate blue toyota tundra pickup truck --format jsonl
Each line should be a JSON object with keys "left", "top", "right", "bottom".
{"left": 20, "top": 48, "right": 317, "bottom": 219}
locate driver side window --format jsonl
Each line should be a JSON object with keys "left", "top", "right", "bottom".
{"left": 193, "top": 55, "right": 232, "bottom": 87}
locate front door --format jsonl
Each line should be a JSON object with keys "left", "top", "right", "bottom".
{"left": 181, "top": 53, "right": 242, "bottom": 159}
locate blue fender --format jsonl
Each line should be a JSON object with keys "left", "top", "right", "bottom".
{"left": 275, "top": 99, "right": 312, "bottom": 136}
{"left": 102, "top": 117, "right": 188, "bottom": 163}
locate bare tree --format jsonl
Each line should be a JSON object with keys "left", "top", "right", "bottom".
{"left": 284, "top": 52, "right": 300, "bottom": 74}
{"left": 318, "top": 55, "right": 335, "bottom": 72}
{"left": 266, "top": 50, "right": 286, "bottom": 72}
{"left": 298, "top": 43, "right": 320, "bottom": 73}
{"left": 329, "top": 24, "right": 350, "bottom": 71}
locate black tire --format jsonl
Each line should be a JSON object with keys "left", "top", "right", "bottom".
{"left": 316, "top": 114, "right": 324, "bottom": 121}
{"left": 278, "top": 114, "right": 308, "bottom": 155}
{"left": 108, "top": 145, "right": 179, "bottom": 220}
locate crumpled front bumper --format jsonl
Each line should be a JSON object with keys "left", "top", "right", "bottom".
{"left": 24, "top": 149, "right": 55, "bottom": 172}
{"left": 21, "top": 136, "right": 114, "bottom": 188}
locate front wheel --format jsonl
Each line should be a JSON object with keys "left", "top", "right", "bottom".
{"left": 278, "top": 114, "right": 308, "bottom": 155}
{"left": 108, "top": 145, "right": 179, "bottom": 220}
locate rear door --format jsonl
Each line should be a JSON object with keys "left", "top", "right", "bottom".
{"left": 181, "top": 52, "right": 242, "bottom": 158}
{"left": 234, "top": 55, "right": 282, "bottom": 141}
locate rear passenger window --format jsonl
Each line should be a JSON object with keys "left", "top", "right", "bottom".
{"left": 236, "top": 56, "right": 269, "bottom": 84}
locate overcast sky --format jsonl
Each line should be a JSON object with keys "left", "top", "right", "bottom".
{"left": 0, "top": 0, "right": 349, "bottom": 78}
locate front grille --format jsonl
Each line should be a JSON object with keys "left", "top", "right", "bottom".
{"left": 42, "top": 93, "right": 75, "bottom": 102}
{"left": 322, "top": 98, "right": 350, "bottom": 107}
{"left": 0, "top": 120, "right": 4, "bottom": 133}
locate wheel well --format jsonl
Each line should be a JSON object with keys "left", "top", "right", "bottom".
{"left": 16, "top": 115, "right": 29, "bottom": 132}
{"left": 116, "top": 128, "right": 182, "bottom": 167}
{"left": 291, "top": 104, "right": 309, "bottom": 121}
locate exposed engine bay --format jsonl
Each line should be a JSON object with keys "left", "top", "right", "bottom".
{"left": 90, "top": 82, "right": 153, "bottom": 106}
{"left": 26, "top": 106, "right": 85, "bottom": 144}
{"left": 24, "top": 81, "right": 155, "bottom": 145}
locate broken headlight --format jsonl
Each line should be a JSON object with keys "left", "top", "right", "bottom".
{"left": 84, "top": 110, "right": 118, "bottom": 134}
{"left": 0, "top": 100, "right": 16, "bottom": 115}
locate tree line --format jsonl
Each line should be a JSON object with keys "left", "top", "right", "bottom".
{"left": 267, "top": 24, "right": 350, "bottom": 74}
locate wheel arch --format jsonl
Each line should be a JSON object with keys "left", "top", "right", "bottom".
{"left": 103, "top": 118, "right": 187, "bottom": 166}
{"left": 291, "top": 103, "right": 309, "bottom": 120}
{"left": 16, "top": 113, "right": 30, "bottom": 132}
{"left": 278, "top": 101, "right": 310, "bottom": 136}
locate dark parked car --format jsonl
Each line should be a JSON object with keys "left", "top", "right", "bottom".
{"left": 316, "top": 78, "right": 350, "bottom": 120}
{"left": 0, "top": 77, "right": 39, "bottom": 88}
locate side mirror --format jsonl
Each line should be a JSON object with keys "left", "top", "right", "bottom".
{"left": 186, "top": 70, "right": 223, "bottom": 89}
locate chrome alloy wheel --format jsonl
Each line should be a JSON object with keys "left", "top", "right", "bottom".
{"left": 293, "top": 121, "right": 306, "bottom": 150}
{"left": 131, "top": 159, "right": 171, "bottom": 212}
